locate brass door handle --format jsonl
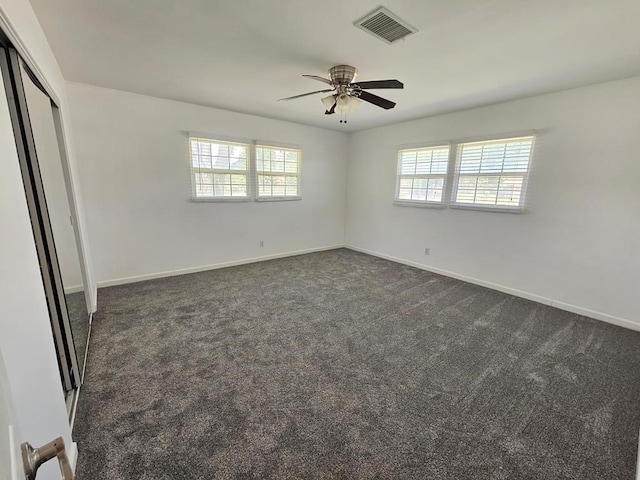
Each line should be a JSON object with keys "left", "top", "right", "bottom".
{"left": 21, "top": 436, "right": 74, "bottom": 479}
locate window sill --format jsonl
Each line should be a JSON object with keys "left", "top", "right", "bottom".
{"left": 393, "top": 201, "right": 444, "bottom": 210}
{"left": 450, "top": 204, "right": 523, "bottom": 214}
{"left": 190, "top": 197, "right": 252, "bottom": 203}
{"left": 256, "top": 196, "right": 302, "bottom": 202}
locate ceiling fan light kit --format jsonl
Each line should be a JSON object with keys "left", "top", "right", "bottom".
{"left": 279, "top": 64, "right": 404, "bottom": 123}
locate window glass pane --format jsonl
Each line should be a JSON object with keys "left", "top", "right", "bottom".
{"left": 285, "top": 176, "right": 299, "bottom": 196}
{"left": 231, "top": 184, "right": 247, "bottom": 196}
{"left": 456, "top": 176, "right": 478, "bottom": 204}
{"left": 474, "top": 176, "right": 500, "bottom": 204}
{"left": 427, "top": 189, "right": 442, "bottom": 202}
{"left": 455, "top": 137, "right": 533, "bottom": 208}
{"left": 195, "top": 172, "right": 213, "bottom": 185}
{"left": 272, "top": 176, "right": 285, "bottom": 196}
{"left": 398, "top": 188, "right": 412, "bottom": 200}
{"left": 496, "top": 176, "right": 524, "bottom": 206}
{"left": 397, "top": 146, "right": 449, "bottom": 203}
{"left": 284, "top": 161, "right": 298, "bottom": 173}
{"left": 399, "top": 178, "right": 412, "bottom": 189}
{"left": 428, "top": 178, "right": 444, "bottom": 190}
{"left": 189, "top": 137, "right": 249, "bottom": 198}
{"left": 415, "top": 150, "right": 432, "bottom": 174}
{"left": 411, "top": 189, "right": 427, "bottom": 201}
{"left": 230, "top": 174, "right": 246, "bottom": 185}
{"left": 426, "top": 178, "right": 444, "bottom": 202}
{"left": 400, "top": 152, "right": 417, "bottom": 175}
{"left": 285, "top": 151, "right": 298, "bottom": 162}
{"left": 431, "top": 149, "right": 449, "bottom": 174}
{"left": 257, "top": 146, "right": 301, "bottom": 198}
{"left": 213, "top": 173, "right": 229, "bottom": 185}
{"left": 196, "top": 184, "right": 213, "bottom": 197}
{"left": 230, "top": 157, "right": 246, "bottom": 171}
{"left": 459, "top": 137, "right": 533, "bottom": 175}
{"left": 412, "top": 178, "right": 428, "bottom": 190}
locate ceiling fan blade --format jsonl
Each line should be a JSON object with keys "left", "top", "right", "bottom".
{"left": 302, "top": 74, "right": 332, "bottom": 85}
{"left": 325, "top": 101, "right": 337, "bottom": 115}
{"left": 358, "top": 90, "right": 396, "bottom": 110}
{"left": 278, "top": 89, "right": 333, "bottom": 101}
{"left": 352, "top": 80, "right": 404, "bottom": 89}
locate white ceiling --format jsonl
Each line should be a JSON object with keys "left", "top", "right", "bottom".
{"left": 29, "top": 0, "right": 640, "bottom": 132}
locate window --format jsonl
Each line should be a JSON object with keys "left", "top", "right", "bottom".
{"left": 452, "top": 136, "right": 534, "bottom": 211}
{"left": 190, "top": 137, "right": 249, "bottom": 199}
{"left": 396, "top": 146, "right": 449, "bottom": 205}
{"left": 256, "top": 145, "right": 301, "bottom": 199}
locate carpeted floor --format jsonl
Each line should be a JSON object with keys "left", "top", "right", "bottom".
{"left": 73, "top": 249, "right": 640, "bottom": 479}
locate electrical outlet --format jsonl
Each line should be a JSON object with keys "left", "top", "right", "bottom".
{"left": 260, "top": 240, "right": 264, "bottom": 247}
{"left": 424, "top": 248, "right": 430, "bottom": 255}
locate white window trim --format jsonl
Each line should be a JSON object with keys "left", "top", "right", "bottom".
{"left": 255, "top": 143, "right": 302, "bottom": 201}
{"left": 450, "top": 135, "right": 534, "bottom": 212}
{"left": 394, "top": 144, "right": 451, "bottom": 207}
{"left": 393, "top": 132, "right": 536, "bottom": 213}
{"left": 188, "top": 134, "right": 303, "bottom": 203}
{"left": 393, "top": 200, "right": 445, "bottom": 209}
{"left": 189, "top": 136, "right": 252, "bottom": 202}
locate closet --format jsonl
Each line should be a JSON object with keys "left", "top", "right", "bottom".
{"left": 1, "top": 33, "right": 91, "bottom": 414}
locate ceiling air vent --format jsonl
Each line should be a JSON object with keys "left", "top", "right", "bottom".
{"left": 353, "top": 6, "right": 417, "bottom": 44}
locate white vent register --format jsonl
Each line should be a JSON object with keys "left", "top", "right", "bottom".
{"left": 354, "top": 6, "right": 417, "bottom": 44}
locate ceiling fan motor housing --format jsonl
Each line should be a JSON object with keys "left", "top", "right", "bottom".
{"left": 329, "top": 65, "right": 357, "bottom": 86}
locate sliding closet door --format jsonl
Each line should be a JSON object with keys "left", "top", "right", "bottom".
{"left": 0, "top": 46, "right": 80, "bottom": 392}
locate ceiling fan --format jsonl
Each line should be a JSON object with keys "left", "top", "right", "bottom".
{"left": 279, "top": 65, "right": 404, "bottom": 122}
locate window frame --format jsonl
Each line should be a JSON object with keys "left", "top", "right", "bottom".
{"left": 189, "top": 135, "right": 252, "bottom": 202}
{"left": 394, "top": 144, "right": 451, "bottom": 208}
{"left": 450, "top": 135, "right": 535, "bottom": 213}
{"left": 188, "top": 134, "right": 302, "bottom": 203}
{"left": 393, "top": 132, "right": 536, "bottom": 214}
{"left": 255, "top": 143, "right": 302, "bottom": 202}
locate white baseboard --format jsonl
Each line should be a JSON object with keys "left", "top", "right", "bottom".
{"left": 346, "top": 245, "right": 640, "bottom": 332}
{"left": 63, "top": 285, "right": 84, "bottom": 294}
{"left": 96, "top": 244, "right": 346, "bottom": 288}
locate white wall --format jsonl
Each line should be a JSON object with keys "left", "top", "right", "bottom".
{"left": 346, "top": 76, "right": 640, "bottom": 327}
{"left": 66, "top": 82, "right": 348, "bottom": 285}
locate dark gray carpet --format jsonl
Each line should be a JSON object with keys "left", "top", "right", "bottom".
{"left": 73, "top": 248, "right": 640, "bottom": 479}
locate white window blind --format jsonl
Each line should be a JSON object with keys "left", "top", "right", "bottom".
{"left": 189, "top": 137, "right": 249, "bottom": 199}
{"left": 256, "top": 145, "right": 301, "bottom": 198}
{"left": 396, "top": 146, "right": 450, "bottom": 204}
{"left": 453, "top": 136, "right": 534, "bottom": 210}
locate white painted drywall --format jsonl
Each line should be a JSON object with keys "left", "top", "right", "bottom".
{"left": 65, "top": 82, "right": 348, "bottom": 285}
{"left": 346, "top": 76, "right": 640, "bottom": 326}
{"left": 0, "top": 61, "right": 72, "bottom": 480}
{"left": 0, "top": 0, "right": 96, "bottom": 311}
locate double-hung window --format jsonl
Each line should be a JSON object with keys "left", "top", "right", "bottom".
{"left": 394, "top": 135, "right": 535, "bottom": 212}
{"left": 256, "top": 145, "right": 301, "bottom": 199}
{"left": 189, "top": 136, "right": 302, "bottom": 201}
{"left": 190, "top": 137, "right": 250, "bottom": 199}
{"left": 452, "top": 136, "right": 534, "bottom": 211}
{"left": 396, "top": 145, "right": 450, "bottom": 205}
